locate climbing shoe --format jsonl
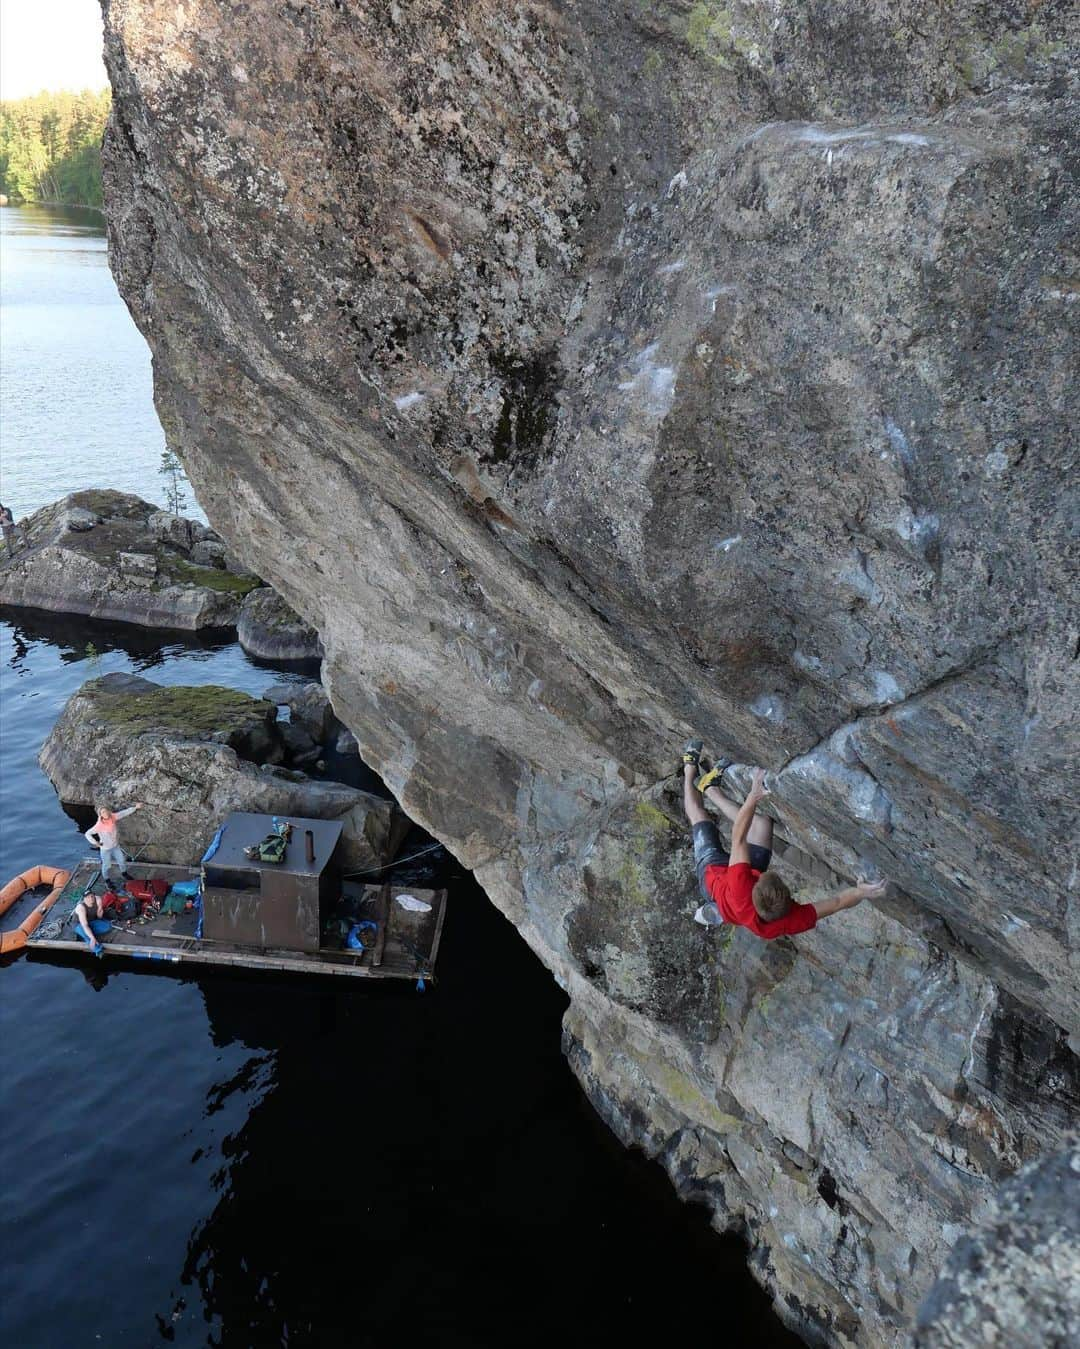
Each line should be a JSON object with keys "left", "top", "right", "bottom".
{"left": 694, "top": 903, "right": 725, "bottom": 928}
{"left": 694, "top": 760, "right": 731, "bottom": 794}
{"left": 682, "top": 738, "right": 704, "bottom": 768}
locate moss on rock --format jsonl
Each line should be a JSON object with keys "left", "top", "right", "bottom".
{"left": 84, "top": 678, "right": 275, "bottom": 737}
{"left": 160, "top": 556, "right": 261, "bottom": 594}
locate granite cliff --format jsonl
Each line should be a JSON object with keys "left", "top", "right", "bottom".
{"left": 99, "top": 2, "right": 1078, "bottom": 1342}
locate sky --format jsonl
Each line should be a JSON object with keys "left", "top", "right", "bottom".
{"left": 1, "top": 0, "right": 108, "bottom": 100}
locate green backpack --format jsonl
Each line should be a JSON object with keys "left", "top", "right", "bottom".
{"left": 244, "top": 821, "right": 291, "bottom": 864}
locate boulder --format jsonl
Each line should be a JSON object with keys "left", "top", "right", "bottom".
{"left": 189, "top": 538, "right": 227, "bottom": 567}
{"left": 263, "top": 680, "right": 338, "bottom": 746}
{"left": 146, "top": 510, "right": 194, "bottom": 551}
{"left": 237, "top": 587, "right": 322, "bottom": 661}
{"left": 334, "top": 727, "right": 359, "bottom": 757}
{"left": 0, "top": 490, "right": 260, "bottom": 630}
{"left": 63, "top": 506, "right": 100, "bottom": 533}
{"left": 102, "top": 2, "right": 1080, "bottom": 1341}
{"left": 280, "top": 721, "right": 319, "bottom": 764}
{"left": 118, "top": 550, "right": 157, "bottom": 580}
{"left": 39, "top": 673, "right": 406, "bottom": 871}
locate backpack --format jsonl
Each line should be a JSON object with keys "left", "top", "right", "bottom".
{"left": 126, "top": 878, "right": 168, "bottom": 903}
{"left": 244, "top": 822, "right": 292, "bottom": 864}
{"left": 105, "top": 895, "right": 141, "bottom": 920}
{"left": 99, "top": 890, "right": 124, "bottom": 916}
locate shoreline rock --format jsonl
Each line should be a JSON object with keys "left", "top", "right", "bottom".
{"left": 263, "top": 679, "right": 345, "bottom": 748}
{"left": 237, "top": 586, "right": 322, "bottom": 662}
{"left": 0, "top": 491, "right": 260, "bottom": 631}
{"left": 39, "top": 672, "right": 407, "bottom": 871}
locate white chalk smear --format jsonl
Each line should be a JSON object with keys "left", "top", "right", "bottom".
{"left": 618, "top": 342, "right": 677, "bottom": 417}
{"left": 750, "top": 693, "right": 785, "bottom": 723}
{"left": 884, "top": 418, "right": 916, "bottom": 467}
{"left": 870, "top": 671, "right": 903, "bottom": 703}
{"left": 666, "top": 170, "right": 688, "bottom": 198}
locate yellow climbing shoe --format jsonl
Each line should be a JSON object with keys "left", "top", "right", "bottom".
{"left": 694, "top": 760, "right": 730, "bottom": 793}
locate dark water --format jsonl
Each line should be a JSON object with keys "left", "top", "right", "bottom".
{"left": 0, "top": 205, "right": 801, "bottom": 1346}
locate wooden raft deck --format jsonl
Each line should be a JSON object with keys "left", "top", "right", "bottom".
{"left": 25, "top": 860, "right": 448, "bottom": 982}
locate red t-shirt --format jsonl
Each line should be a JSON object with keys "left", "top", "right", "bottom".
{"left": 704, "top": 863, "right": 818, "bottom": 940}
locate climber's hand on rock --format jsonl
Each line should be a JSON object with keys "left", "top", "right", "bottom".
{"left": 856, "top": 878, "right": 887, "bottom": 900}
{"left": 748, "top": 768, "right": 770, "bottom": 802}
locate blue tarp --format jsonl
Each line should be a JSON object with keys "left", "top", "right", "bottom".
{"left": 201, "top": 824, "right": 226, "bottom": 865}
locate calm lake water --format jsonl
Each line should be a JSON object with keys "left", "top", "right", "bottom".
{"left": 0, "top": 205, "right": 800, "bottom": 1347}
{"left": 0, "top": 202, "right": 186, "bottom": 520}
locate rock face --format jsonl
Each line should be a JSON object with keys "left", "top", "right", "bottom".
{"left": 914, "top": 1143, "right": 1080, "bottom": 1349}
{"left": 237, "top": 586, "right": 323, "bottom": 661}
{"left": 101, "top": 4, "right": 1078, "bottom": 1343}
{"left": 40, "top": 673, "right": 406, "bottom": 871}
{"left": 0, "top": 491, "right": 259, "bottom": 629}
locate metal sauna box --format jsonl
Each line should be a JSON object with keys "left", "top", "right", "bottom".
{"left": 201, "top": 812, "right": 344, "bottom": 953}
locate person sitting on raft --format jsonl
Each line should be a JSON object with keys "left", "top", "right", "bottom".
{"left": 84, "top": 802, "right": 144, "bottom": 885}
{"left": 681, "top": 741, "right": 886, "bottom": 938}
{"left": 72, "top": 889, "right": 115, "bottom": 955}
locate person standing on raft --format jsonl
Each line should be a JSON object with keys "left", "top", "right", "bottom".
{"left": 85, "top": 802, "right": 144, "bottom": 885}
{"left": 681, "top": 741, "right": 886, "bottom": 938}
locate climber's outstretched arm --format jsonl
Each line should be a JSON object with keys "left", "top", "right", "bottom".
{"left": 815, "top": 879, "right": 887, "bottom": 920}
{"left": 728, "top": 769, "right": 769, "bottom": 866}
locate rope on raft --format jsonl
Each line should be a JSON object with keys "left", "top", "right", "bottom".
{"left": 339, "top": 841, "right": 444, "bottom": 881}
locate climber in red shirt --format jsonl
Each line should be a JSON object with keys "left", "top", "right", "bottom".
{"left": 681, "top": 741, "right": 886, "bottom": 939}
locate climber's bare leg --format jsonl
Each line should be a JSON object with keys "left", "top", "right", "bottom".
{"left": 682, "top": 762, "right": 709, "bottom": 826}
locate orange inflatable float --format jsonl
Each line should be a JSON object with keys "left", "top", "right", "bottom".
{"left": 0, "top": 865, "right": 71, "bottom": 954}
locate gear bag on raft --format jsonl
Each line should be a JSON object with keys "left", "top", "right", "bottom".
{"left": 243, "top": 820, "right": 292, "bottom": 864}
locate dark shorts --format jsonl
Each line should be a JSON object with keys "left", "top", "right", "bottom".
{"left": 692, "top": 821, "right": 772, "bottom": 902}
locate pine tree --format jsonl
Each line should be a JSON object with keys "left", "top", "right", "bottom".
{"left": 159, "top": 449, "right": 189, "bottom": 517}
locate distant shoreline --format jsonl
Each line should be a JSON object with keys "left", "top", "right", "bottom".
{"left": 1, "top": 198, "right": 104, "bottom": 214}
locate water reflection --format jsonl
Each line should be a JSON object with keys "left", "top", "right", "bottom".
{"left": 0, "top": 201, "right": 106, "bottom": 238}
{"left": 2, "top": 606, "right": 238, "bottom": 673}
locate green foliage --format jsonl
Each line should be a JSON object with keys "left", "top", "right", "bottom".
{"left": 159, "top": 448, "right": 189, "bottom": 517}
{"left": 0, "top": 89, "right": 110, "bottom": 207}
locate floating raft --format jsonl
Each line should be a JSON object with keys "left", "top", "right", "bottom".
{"left": 25, "top": 859, "right": 447, "bottom": 983}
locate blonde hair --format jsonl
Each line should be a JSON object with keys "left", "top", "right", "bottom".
{"left": 97, "top": 804, "right": 115, "bottom": 819}
{"left": 752, "top": 873, "right": 793, "bottom": 923}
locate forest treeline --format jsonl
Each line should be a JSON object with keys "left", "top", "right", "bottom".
{"left": 0, "top": 89, "right": 111, "bottom": 208}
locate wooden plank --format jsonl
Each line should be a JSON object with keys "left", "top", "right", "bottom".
{"left": 371, "top": 882, "right": 390, "bottom": 968}
{"left": 428, "top": 889, "right": 449, "bottom": 968}
{"left": 27, "top": 938, "right": 408, "bottom": 978}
